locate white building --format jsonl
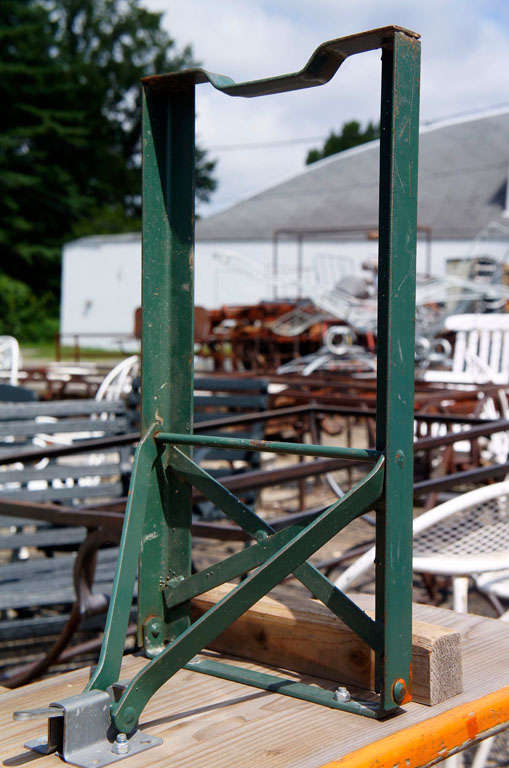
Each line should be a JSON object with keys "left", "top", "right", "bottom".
{"left": 61, "top": 108, "right": 509, "bottom": 345}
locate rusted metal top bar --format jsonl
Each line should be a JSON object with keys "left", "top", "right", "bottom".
{"left": 142, "top": 26, "right": 419, "bottom": 97}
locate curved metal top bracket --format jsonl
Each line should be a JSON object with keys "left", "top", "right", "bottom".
{"left": 142, "top": 25, "right": 419, "bottom": 98}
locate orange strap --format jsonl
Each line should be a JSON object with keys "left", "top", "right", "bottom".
{"left": 321, "top": 687, "right": 509, "bottom": 768}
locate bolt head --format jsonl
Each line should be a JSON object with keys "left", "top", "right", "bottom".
{"left": 149, "top": 620, "right": 160, "bottom": 637}
{"left": 392, "top": 679, "right": 407, "bottom": 704}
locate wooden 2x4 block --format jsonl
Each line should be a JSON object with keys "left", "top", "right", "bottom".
{"left": 191, "top": 585, "right": 463, "bottom": 707}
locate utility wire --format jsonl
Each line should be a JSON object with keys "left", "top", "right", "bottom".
{"left": 207, "top": 135, "right": 326, "bottom": 151}
{"left": 205, "top": 102, "right": 509, "bottom": 153}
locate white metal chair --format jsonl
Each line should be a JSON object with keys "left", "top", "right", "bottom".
{"left": 0, "top": 336, "right": 20, "bottom": 386}
{"left": 335, "top": 481, "right": 509, "bottom": 766}
{"left": 424, "top": 313, "right": 509, "bottom": 385}
{"left": 95, "top": 355, "right": 139, "bottom": 402}
{"left": 446, "top": 313, "right": 509, "bottom": 385}
{"left": 421, "top": 313, "right": 509, "bottom": 466}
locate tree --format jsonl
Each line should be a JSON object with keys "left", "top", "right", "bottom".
{"left": 306, "top": 120, "right": 379, "bottom": 165}
{"left": 0, "top": 0, "right": 86, "bottom": 305}
{"left": 0, "top": 0, "right": 217, "bottom": 339}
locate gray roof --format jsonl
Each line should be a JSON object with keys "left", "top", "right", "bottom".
{"left": 196, "top": 108, "right": 509, "bottom": 242}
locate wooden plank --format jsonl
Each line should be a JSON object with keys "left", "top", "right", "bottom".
{"left": 0, "top": 417, "right": 128, "bottom": 437}
{"left": 0, "top": 600, "right": 508, "bottom": 768}
{"left": 194, "top": 394, "right": 268, "bottom": 409}
{"left": 195, "top": 377, "right": 268, "bottom": 393}
{"left": 191, "top": 584, "right": 462, "bottom": 706}
{"left": 0, "top": 481, "right": 124, "bottom": 503}
{"left": 0, "top": 400, "right": 125, "bottom": 418}
{"left": 0, "top": 516, "right": 52, "bottom": 528}
{"left": 0, "top": 527, "right": 87, "bottom": 550}
{"left": 0, "top": 462, "right": 122, "bottom": 484}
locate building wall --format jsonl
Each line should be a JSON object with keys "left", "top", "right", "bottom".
{"left": 60, "top": 235, "right": 509, "bottom": 344}
{"left": 60, "top": 236, "right": 142, "bottom": 348}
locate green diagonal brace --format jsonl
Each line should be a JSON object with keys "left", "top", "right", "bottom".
{"left": 110, "top": 456, "right": 384, "bottom": 733}
{"left": 164, "top": 523, "right": 305, "bottom": 607}
{"left": 168, "top": 446, "right": 381, "bottom": 650}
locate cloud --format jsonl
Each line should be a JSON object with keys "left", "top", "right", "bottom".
{"left": 144, "top": 1, "right": 509, "bottom": 214}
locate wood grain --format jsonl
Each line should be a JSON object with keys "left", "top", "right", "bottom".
{"left": 191, "top": 583, "right": 462, "bottom": 706}
{"left": 1, "top": 598, "right": 508, "bottom": 768}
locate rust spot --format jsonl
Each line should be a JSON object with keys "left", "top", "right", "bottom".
{"left": 248, "top": 439, "right": 266, "bottom": 449}
{"left": 392, "top": 677, "right": 412, "bottom": 705}
{"left": 465, "top": 711, "right": 479, "bottom": 741}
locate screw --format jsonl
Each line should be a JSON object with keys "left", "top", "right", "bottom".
{"left": 333, "top": 686, "right": 351, "bottom": 703}
{"left": 112, "top": 733, "right": 129, "bottom": 755}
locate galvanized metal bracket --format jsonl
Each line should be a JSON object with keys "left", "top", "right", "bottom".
{"left": 16, "top": 24, "right": 420, "bottom": 764}
{"left": 14, "top": 688, "right": 161, "bottom": 768}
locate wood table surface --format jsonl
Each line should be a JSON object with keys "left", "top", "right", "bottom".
{"left": 1, "top": 596, "right": 509, "bottom": 768}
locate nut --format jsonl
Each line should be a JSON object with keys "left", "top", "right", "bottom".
{"left": 333, "top": 686, "right": 351, "bottom": 703}
{"left": 112, "top": 733, "right": 129, "bottom": 755}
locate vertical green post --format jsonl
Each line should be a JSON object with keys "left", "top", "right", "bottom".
{"left": 138, "top": 82, "right": 195, "bottom": 654}
{"left": 375, "top": 30, "right": 420, "bottom": 711}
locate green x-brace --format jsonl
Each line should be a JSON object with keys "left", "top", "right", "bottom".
{"left": 88, "top": 431, "right": 385, "bottom": 730}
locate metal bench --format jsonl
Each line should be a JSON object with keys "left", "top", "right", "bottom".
{"left": 194, "top": 376, "right": 268, "bottom": 518}
{"left": 0, "top": 380, "right": 269, "bottom": 684}
{"left": 0, "top": 399, "right": 133, "bottom": 505}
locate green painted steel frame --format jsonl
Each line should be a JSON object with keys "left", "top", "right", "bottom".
{"left": 86, "top": 25, "right": 420, "bottom": 734}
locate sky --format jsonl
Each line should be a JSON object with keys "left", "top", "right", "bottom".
{"left": 144, "top": 1, "right": 509, "bottom": 215}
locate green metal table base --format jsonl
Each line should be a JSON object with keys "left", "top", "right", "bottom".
{"left": 17, "top": 25, "right": 420, "bottom": 766}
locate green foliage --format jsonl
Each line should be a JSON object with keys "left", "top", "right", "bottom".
{"left": 0, "top": 0, "right": 217, "bottom": 341}
{"left": 306, "top": 120, "right": 379, "bottom": 165}
{"left": 0, "top": 275, "right": 58, "bottom": 341}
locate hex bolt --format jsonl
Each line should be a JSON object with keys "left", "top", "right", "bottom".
{"left": 112, "top": 733, "right": 129, "bottom": 755}
{"left": 333, "top": 686, "right": 351, "bottom": 703}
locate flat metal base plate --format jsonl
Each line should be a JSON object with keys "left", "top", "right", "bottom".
{"left": 25, "top": 731, "right": 162, "bottom": 767}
